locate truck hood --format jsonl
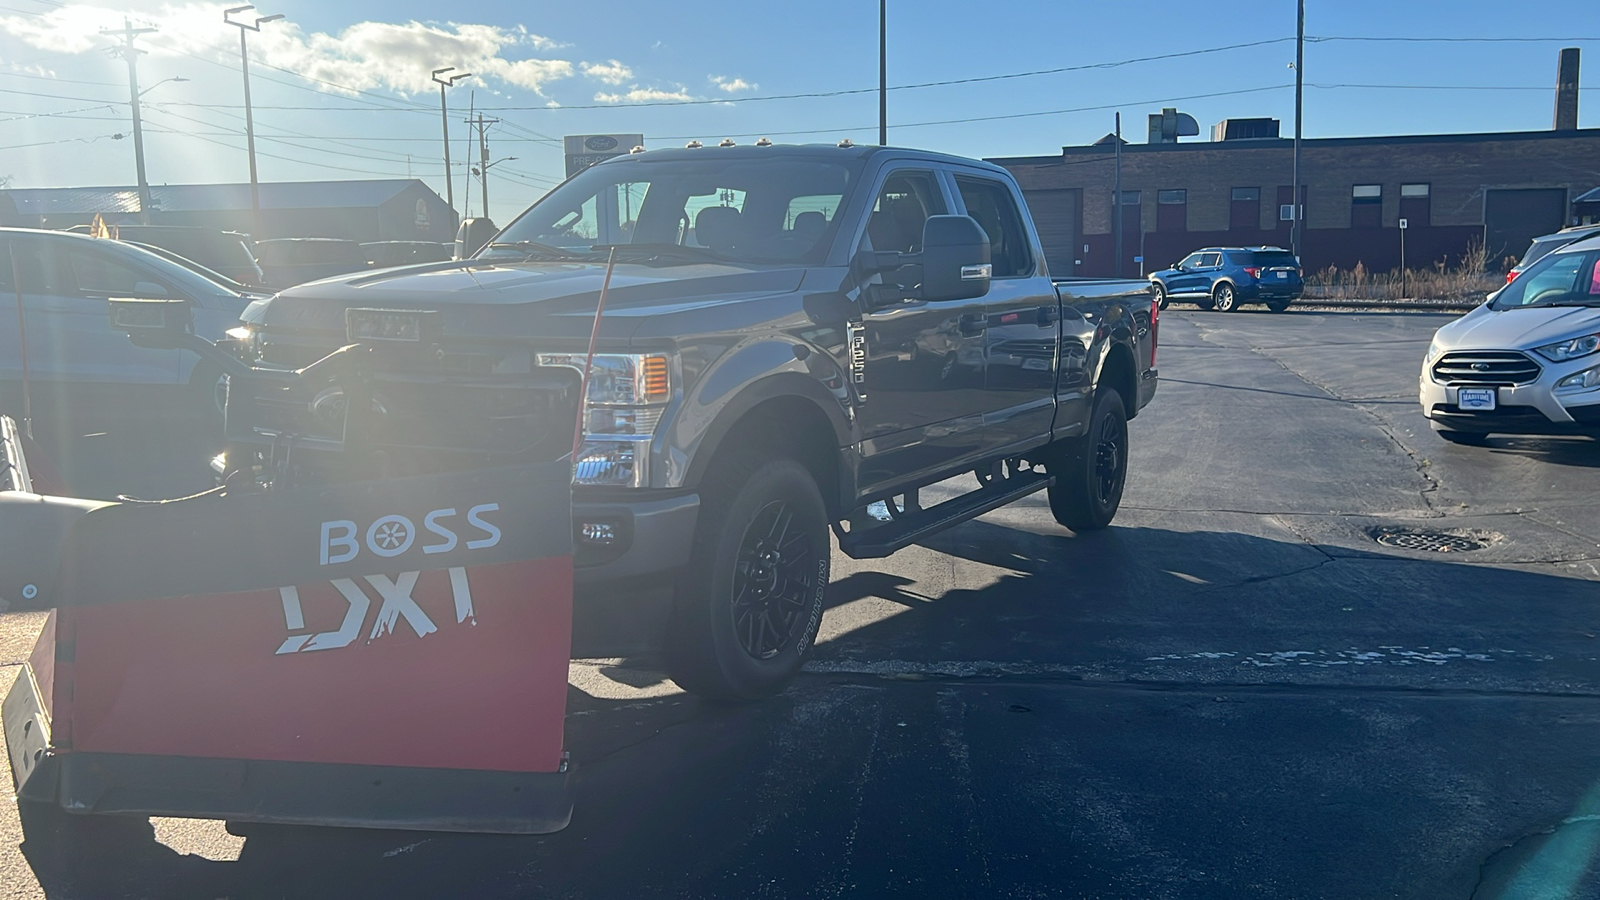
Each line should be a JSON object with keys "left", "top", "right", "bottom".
{"left": 252, "top": 259, "right": 807, "bottom": 343}
{"left": 1435, "top": 303, "right": 1600, "bottom": 352}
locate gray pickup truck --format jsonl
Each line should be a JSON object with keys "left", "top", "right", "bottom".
{"left": 180, "top": 144, "right": 1158, "bottom": 700}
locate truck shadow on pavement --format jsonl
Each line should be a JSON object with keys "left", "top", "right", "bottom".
{"left": 16, "top": 520, "right": 1600, "bottom": 899}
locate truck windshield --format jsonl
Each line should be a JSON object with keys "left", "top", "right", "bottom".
{"left": 484, "top": 154, "right": 859, "bottom": 265}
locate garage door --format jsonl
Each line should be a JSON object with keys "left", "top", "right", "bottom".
{"left": 1485, "top": 188, "right": 1568, "bottom": 269}
{"left": 1021, "top": 188, "right": 1078, "bottom": 276}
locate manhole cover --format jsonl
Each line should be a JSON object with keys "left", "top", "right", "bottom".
{"left": 1371, "top": 529, "right": 1487, "bottom": 552}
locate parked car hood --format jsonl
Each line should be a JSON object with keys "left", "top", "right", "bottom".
{"left": 256, "top": 259, "right": 808, "bottom": 344}
{"left": 1435, "top": 302, "right": 1600, "bottom": 351}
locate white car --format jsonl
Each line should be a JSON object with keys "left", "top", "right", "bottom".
{"left": 1421, "top": 233, "right": 1600, "bottom": 444}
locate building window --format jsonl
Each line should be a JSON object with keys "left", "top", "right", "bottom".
{"left": 1156, "top": 189, "right": 1187, "bottom": 232}
{"left": 1277, "top": 185, "right": 1304, "bottom": 229}
{"left": 1120, "top": 190, "right": 1140, "bottom": 205}
{"left": 1400, "top": 183, "right": 1431, "bottom": 227}
{"left": 1230, "top": 187, "right": 1260, "bottom": 230}
{"left": 1352, "top": 184, "right": 1383, "bottom": 228}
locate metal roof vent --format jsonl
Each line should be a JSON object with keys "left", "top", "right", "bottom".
{"left": 755, "top": 137, "right": 773, "bottom": 147}
{"left": 719, "top": 138, "right": 736, "bottom": 147}
{"left": 837, "top": 138, "right": 855, "bottom": 148}
{"left": 684, "top": 140, "right": 703, "bottom": 149}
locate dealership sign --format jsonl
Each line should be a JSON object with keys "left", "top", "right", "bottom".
{"left": 564, "top": 134, "right": 643, "bottom": 178}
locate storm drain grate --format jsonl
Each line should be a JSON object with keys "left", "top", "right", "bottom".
{"left": 1371, "top": 528, "right": 1489, "bottom": 553}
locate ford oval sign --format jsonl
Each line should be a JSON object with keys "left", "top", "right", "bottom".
{"left": 585, "top": 135, "right": 619, "bottom": 152}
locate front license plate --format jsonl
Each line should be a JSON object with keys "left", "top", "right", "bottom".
{"left": 1458, "top": 388, "right": 1497, "bottom": 411}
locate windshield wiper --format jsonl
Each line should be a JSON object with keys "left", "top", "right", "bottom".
{"left": 485, "top": 240, "right": 595, "bottom": 260}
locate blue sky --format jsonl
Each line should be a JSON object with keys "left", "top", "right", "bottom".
{"left": 1, "top": 0, "right": 1595, "bottom": 219}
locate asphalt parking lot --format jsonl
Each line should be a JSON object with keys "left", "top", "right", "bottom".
{"left": 5, "top": 308, "right": 1600, "bottom": 899}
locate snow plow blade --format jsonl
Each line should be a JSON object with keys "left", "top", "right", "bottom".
{"left": 4, "top": 460, "right": 575, "bottom": 834}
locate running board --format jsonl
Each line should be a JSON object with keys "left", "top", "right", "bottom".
{"left": 837, "top": 470, "right": 1052, "bottom": 559}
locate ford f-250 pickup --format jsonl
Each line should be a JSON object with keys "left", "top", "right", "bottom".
{"left": 161, "top": 143, "right": 1158, "bottom": 701}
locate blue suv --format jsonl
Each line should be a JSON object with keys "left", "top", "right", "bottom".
{"left": 1150, "top": 246, "right": 1303, "bottom": 312}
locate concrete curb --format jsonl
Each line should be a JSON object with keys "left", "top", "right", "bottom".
{"left": 1298, "top": 297, "right": 1480, "bottom": 312}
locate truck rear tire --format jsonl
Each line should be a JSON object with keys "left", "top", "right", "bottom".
{"left": 1047, "top": 386, "right": 1129, "bottom": 532}
{"left": 668, "top": 457, "right": 830, "bottom": 702}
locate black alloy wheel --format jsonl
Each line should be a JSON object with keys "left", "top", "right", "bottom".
{"left": 1047, "top": 386, "right": 1130, "bottom": 531}
{"left": 730, "top": 500, "right": 817, "bottom": 660}
{"left": 1091, "top": 406, "right": 1128, "bottom": 509}
{"left": 1213, "top": 282, "right": 1239, "bottom": 312}
{"left": 669, "top": 456, "right": 830, "bottom": 702}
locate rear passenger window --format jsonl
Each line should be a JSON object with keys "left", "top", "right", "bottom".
{"left": 955, "top": 176, "right": 1034, "bottom": 278}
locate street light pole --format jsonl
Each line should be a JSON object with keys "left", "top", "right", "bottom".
{"left": 431, "top": 67, "right": 472, "bottom": 214}
{"left": 878, "top": 0, "right": 887, "bottom": 146}
{"left": 1291, "top": 0, "right": 1304, "bottom": 260}
{"left": 473, "top": 157, "right": 517, "bottom": 223}
{"left": 224, "top": 6, "right": 283, "bottom": 237}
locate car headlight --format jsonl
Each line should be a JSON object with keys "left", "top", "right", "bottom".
{"left": 1424, "top": 340, "right": 1445, "bottom": 365}
{"left": 538, "top": 353, "right": 672, "bottom": 488}
{"left": 1533, "top": 334, "right": 1600, "bottom": 363}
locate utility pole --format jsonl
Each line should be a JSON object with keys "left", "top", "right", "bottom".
{"left": 224, "top": 6, "right": 283, "bottom": 237}
{"left": 104, "top": 19, "right": 156, "bottom": 222}
{"left": 431, "top": 67, "right": 472, "bottom": 213}
{"left": 1114, "top": 112, "right": 1123, "bottom": 278}
{"left": 878, "top": 0, "right": 887, "bottom": 146}
{"left": 1291, "top": 0, "right": 1304, "bottom": 260}
{"left": 465, "top": 110, "right": 500, "bottom": 221}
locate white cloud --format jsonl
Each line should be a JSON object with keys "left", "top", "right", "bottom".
{"left": 710, "top": 75, "right": 756, "bottom": 94}
{"left": 0, "top": 4, "right": 575, "bottom": 96}
{"left": 581, "top": 59, "right": 632, "bottom": 85}
{"left": 594, "top": 86, "right": 692, "bottom": 104}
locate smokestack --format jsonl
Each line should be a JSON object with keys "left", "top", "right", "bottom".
{"left": 1555, "top": 47, "right": 1580, "bottom": 131}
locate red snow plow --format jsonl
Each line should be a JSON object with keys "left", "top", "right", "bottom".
{"left": 3, "top": 298, "right": 583, "bottom": 835}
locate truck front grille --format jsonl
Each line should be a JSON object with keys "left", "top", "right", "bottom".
{"left": 1432, "top": 351, "right": 1541, "bottom": 385}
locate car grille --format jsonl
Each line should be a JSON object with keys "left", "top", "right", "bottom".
{"left": 1431, "top": 351, "right": 1541, "bottom": 385}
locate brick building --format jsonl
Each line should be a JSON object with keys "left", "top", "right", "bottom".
{"left": 989, "top": 127, "right": 1600, "bottom": 278}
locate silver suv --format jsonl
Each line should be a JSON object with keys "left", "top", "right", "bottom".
{"left": 1420, "top": 233, "right": 1600, "bottom": 444}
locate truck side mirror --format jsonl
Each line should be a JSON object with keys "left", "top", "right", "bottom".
{"left": 455, "top": 217, "right": 498, "bottom": 259}
{"left": 109, "top": 297, "right": 192, "bottom": 350}
{"left": 920, "top": 215, "right": 991, "bottom": 303}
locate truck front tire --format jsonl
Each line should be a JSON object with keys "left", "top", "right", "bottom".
{"left": 668, "top": 457, "right": 830, "bottom": 702}
{"left": 1047, "top": 386, "right": 1129, "bottom": 532}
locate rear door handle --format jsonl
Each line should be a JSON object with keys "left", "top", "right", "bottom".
{"left": 959, "top": 313, "right": 987, "bottom": 336}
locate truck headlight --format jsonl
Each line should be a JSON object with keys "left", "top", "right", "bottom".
{"left": 1533, "top": 334, "right": 1600, "bottom": 363}
{"left": 538, "top": 353, "right": 672, "bottom": 488}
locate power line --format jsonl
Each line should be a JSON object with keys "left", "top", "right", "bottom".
{"left": 1309, "top": 34, "right": 1600, "bottom": 43}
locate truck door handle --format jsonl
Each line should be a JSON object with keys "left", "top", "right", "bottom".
{"left": 1036, "top": 306, "right": 1059, "bottom": 326}
{"left": 959, "top": 313, "right": 987, "bottom": 336}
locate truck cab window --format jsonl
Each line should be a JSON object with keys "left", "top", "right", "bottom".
{"left": 862, "top": 171, "right": 945, "bottom": 254}
{"left": 67, "top": 248, "right": 153, "bottom": 297}
{"left": 955, "top": 176, "right": 1033, "bottom": 277}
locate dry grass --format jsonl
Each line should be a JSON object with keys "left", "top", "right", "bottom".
{"left": 1305, "top": 238, "right": 1501, "bottom": 302}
